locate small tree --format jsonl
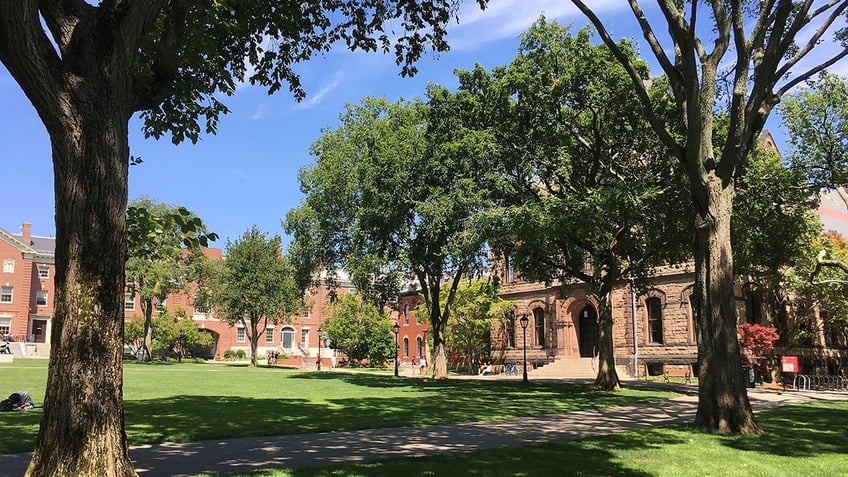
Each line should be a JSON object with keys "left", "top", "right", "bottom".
{"left": 322, "top": 293, "right": 394, "bottom": 366}
{"left": 738, "top": 323, "right": 779, "bottom": 379}
{"left": 126, "top": 198, "right": 218, "bottom": 361}
{"left": 443, "top": 278, "right": 511, "bottom": 374}
{"left": 150, "top": 308, "right": 213, "bottom": 362}
{"left": 123, "top": 319, "right": 145, "bottom": 359}
{"left": 211, "top": 226, "right": 300, "bottom": 367}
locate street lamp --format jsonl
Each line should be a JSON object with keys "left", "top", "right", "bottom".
{"left": 317, "top": 326, "right": 322, "bottom": 371}
{"left": 519, "top": 313, "right": 529, "bottom": 384}
{"left": 392, "top": 322, "right": 400, "bottom": 377}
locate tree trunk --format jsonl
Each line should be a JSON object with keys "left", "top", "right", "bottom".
{"left": 593, "top": 280, "right": 620, "bottom": 391}
{"left": 141, "top": 296, "right": 154, "bottom": 361}
{"left": 430, "top": 310, "right": 448, "bottom": 379}
{"left": 27, "top": 88, "right": 135, "bottom": 475}
{"left": 248, "top": 318, "right": 260, "bottom": 367}
{"left": 692, "top": 177, "right": 761, "bottom": 434}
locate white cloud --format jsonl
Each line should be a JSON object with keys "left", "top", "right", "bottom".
{"left": 449, "top": 0, "right": 626, "bottom": 51}
{"left": 251, "top": 104, "right": 267, "bottom": 120}
{"left": 301, "top": 70, "right": 346, "bottom": 108}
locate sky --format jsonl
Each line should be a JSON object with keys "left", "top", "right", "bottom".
{"left": 1, "top": 1, "right": 845, "bottom": 249}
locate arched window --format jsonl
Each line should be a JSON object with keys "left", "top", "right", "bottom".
{"left": 647, "top": 297, "right": 664, "bottom": 344}
{"left": 534, "top": 308, "right": 545, "bottom": 347}
{"left": 281, "top": 327, "right": 295, "bottom": 349}
{"left": 403, "top": 337, "right": 409, "bottom": 357}
{"left": 416, "top": 337, "right": 423, "bottom": 356}
{"left": 403, "top": 303, "right": 409, "bottom": 325}
{"left": 506, "top": 313, "right": 516, "bottom": 348}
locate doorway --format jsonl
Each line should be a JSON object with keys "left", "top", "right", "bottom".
{"left": 577, "top": 305, "right": 598, "bottom": 358}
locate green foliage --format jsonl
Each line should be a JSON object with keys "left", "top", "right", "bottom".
{"left": 779, "top": 73, "right": 848, "bottom": 191}
{"left": 322, "top": 293, "right": 394, "bottom": 365}
{"left": 285, "top": 92, "right": 502, "bottom": 377}
{"left": 442, "top": 278, "right": 512, "bottom": 373}
{"left": 472, "top": 18, "right": 690, "bottom": 287}
{"left": 126, "top": 197, "right": 218, "bottom": 361}
{"left": 123, "top": 319, "right": 145, "bottom": 357}
{"left": 733, "top": 145, "right": 822, "bottom": 279}
{"left": 210, "top": 226, "right": 300, "bottom": 366}
{"left": 150, "top": 310, "right": 213, "bottom": 361}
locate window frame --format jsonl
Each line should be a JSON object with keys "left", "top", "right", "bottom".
{"left": 37, "top": 266, "right": 49, "bottom": 279}
{"left": 0, "top": 286, "right": 13, "bottom": 303}
{"left": 265, "top": 327, "right": 275, "bottom": 343}
{"left": 646, "top": 296, "right": 664, "bottom": 344}
{"left": 236, "top": 327, "right": 246, "bottom": 343}
{"left": 35, "top": 290, "right": 48, "bottom": 307}
{"left": 0, "top": 317, "right": 10, "bottom": 335}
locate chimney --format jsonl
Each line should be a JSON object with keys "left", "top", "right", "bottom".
{"left": 21, "top": 222, "right": 32, "bottom": 246}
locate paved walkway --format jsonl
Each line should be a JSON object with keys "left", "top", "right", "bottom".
{"left": 1, "top": 386, "right": 845, "bottom": 477}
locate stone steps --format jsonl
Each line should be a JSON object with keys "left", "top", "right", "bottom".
{"left": 530, "top": 357, "right": 598, "bottom": 378}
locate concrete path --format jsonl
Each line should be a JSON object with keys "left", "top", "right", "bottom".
{"left": 1, "top": 387, "right": 845, "bottom": 477}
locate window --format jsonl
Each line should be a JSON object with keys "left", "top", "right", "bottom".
{"left": 37, "top": 266, "right": 49, "bottom": 279}
{"left": 3, "top": 259, "right": 14, "bottom": 274}
{"left": 416, "top": 337, "right": 423, "bottom": 357}
{"left": 534, "top": 308, "right": 545, "bottom": 347}
{"left": 0, "top": 317, "right": 10, "bottom": 335}
{"left": 647, "top": 297, "right": 664, "bottom": 344}
{"left": 281, "top": 327, "right": 294, "bottom": 349}
{"left": 506, "top": 314, "right": 516, "bottom": 348}
{"left": 265, "top": 327, "right": 275, "bottom": 343}
{"left": 36, "top": 290, "right": 47, "bottom": 306}
{"left": 236, "top": 327, "right": 246, "bottom": 342}
{"left": 123, "top": 294, "right": 135, "bottom": 311}
{"left": 403, "top": 304, "right": 409, "bottom": 325}
{"left": 301, "top": 329, "right": 309, "bottom": 346}
{"left": 403, "top": 337, "right": 409, "bottom": 357}
{"left": 1, "top": 286, "right": 12, "bottom": 303}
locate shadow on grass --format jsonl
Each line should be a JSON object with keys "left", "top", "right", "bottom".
{"left": 721, "top": 402, "right": 848, "bottom": 458}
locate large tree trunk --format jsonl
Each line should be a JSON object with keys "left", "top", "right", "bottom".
{"left": 27, "top": 90, "right": 135, "bottom": 475}
{"left": 593, "top": 279, "right": 620, "bottom": 391}
{"left": 430, "top": 312, "right": 448, "bottom": 379}
{"left": 692, "top": 177, "right": 761, "bottom": 434}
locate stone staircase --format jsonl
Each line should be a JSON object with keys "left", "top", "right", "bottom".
{"left": 529, "top": 357, "right": 598, "bottom": 378}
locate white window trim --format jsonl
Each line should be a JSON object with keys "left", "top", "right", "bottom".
{"left": 36, "top": 290, "right": 48, "bottom": 306}
{"left": 37, "top": 266, "right": 49, "bottom": 279}
{"left": 0, "top": 286, "right": 13, "bottom": 303}
{"left": 236, "top": 327, "right": 246, "bottom": 343}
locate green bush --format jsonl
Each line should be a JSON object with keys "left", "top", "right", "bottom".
{"left": 223, "top": 350, "right": 235, "bottom": 360}
{"left": 235, "top": 349, "right": 247, "bottom": 360}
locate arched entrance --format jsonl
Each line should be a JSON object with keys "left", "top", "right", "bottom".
{"left": 578, "top": 305, "right": 598, "bottom": 358}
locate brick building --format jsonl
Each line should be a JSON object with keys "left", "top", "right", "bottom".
{"left": 0, "top": 222, "right": 355, "bottom": 366}
{"left": 491, "top": 189, "right": 848, "bottom": 379}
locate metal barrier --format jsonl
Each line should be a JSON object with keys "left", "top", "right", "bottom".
{"left": 792, "top": 374, "right": 846, "bottom": 391}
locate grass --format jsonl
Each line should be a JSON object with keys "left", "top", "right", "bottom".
{"left": 199, "top": 401, "right": 848, "bottom": 477}
{"left": 0, "top": 359, "right": 677, "bottom": 454}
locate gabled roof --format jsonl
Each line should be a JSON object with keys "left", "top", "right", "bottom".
{"left": 0, "top": 226, "right": 55, "bottom": 259}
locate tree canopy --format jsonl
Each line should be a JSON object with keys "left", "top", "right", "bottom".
{"left": 321, "top": 293, "right": 394, "bottom": 365}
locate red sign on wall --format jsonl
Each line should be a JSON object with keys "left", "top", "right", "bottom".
{"left": 781, "top": 356, "right": 799, "bottom": 373}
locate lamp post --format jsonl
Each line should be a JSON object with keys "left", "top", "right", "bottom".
{"left": 317, "top": 326, "right": 322, "bottom": 371}
{"left": 520, "top": 313, "right": 529, "bottom": 384}
{"left": 392, "top": 322, "right": 400, "bottom": 377}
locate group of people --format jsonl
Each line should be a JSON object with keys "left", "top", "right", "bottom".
{"left": 0, "top": 391, "right": 34, "bottom": 412}
{"left": 409, "top": 356, "right": 427, "bottom": 375}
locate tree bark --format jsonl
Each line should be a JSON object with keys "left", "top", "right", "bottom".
{"left": 27, "top": 81, "right": 135, "bottom": 476}
{"left": 430, "top": 312, "right": 448, "bottom": 379}
{"left": 692, "top": 177, "right": 761, "bottom": 434}
{"left": 593, "top": 280, "right": 621, "bottom": 391}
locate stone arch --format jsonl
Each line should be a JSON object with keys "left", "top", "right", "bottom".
{"left": 641, "top": 288, "right": 667, "bottom": 345}
{"left": 680, "top": 284, "right": 696, "bottom": 343}
{"left": 563, "top": 293, "right": 600, "bottom": 358}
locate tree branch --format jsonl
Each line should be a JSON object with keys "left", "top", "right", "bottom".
{"left": 0, "top": 3, "right": 64, "bottom": 126}
{"left": 570, "top": 0, "right": 684, "bottom": 161}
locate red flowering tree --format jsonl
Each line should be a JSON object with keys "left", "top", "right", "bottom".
{"left": 738, "top": 324, "right": 780, "bottom": 376}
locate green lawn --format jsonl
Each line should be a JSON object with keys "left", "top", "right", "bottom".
{"left": 205, "top": 401, "right": 848, "bottom": 477}
{"left": 0, "top": 359, "right": 677, "bottom": 453}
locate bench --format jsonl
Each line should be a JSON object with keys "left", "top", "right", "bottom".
{"left": 663, "top": 367, "right": 692, "bottom": 384}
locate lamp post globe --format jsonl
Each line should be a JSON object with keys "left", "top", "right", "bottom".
{"left": 392, "top": 322, "right": 400, "bottom": 377}
{"left": 519, "top": 313, "right": 529, "bottom": 384}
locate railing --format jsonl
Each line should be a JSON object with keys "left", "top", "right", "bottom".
{"left": 792, "top": 374, "right": 846, "bottom": 391}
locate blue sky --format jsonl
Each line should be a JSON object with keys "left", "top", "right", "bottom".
{"left": 0, "top": 1, "right": 844, "bottom": 248}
